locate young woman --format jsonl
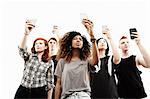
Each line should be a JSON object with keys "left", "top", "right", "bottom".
{"left": 54, "top": 19, "right": 98, "bottom": 99}
{"left": 14, "top": 20, "right": 54, "bottom": 99}
{"left": 90, "top": 26, "right": 120, "bottom": 99}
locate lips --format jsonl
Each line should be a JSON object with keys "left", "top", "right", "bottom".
{"left": 36, "top": 47, "right": 40, "bottom": 50}
{"left": 76, "top": 43, "right": 81, "bottom": 46}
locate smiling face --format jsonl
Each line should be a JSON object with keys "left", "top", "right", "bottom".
{"left": 72, "top": 35, "right": 83, "bottom": 49}
{"left": 34, "top": 40, "right": 47, "bottom": 53}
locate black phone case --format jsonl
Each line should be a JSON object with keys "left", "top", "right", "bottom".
{"left": 129, "top": 28, "right": 137, "bottom": 39}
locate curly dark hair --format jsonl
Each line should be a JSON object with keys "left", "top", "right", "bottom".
{"left": 96, "top": 38, "right": 109, "bottom": 56}
{"left": 57, "top": 31, "right": 91, "bottom": 62}
{"left": 31, "top": 38, "right": 49, "bottom": 62}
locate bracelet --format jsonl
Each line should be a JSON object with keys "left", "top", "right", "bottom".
{"left": 90, "top": 38, "right": 96, "bottom": 43}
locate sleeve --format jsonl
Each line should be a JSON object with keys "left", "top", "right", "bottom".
{"left": 46, "top": 60, "right": 55, "bottom": 91}
{"left": 18, "top": 46, "right": 30, "bottom": 61}
{"left": 54, "top": 58, "right": 64, "bottom": 78}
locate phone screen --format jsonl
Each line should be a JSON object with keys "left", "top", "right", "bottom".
{"left": 80, "top": 13, "right": 88, "bottom": 21}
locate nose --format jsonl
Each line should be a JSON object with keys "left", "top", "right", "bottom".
{"left": 125, "top": 42, "right": 128, "bottom": 45}
{"left": 36, "top": 44, "right": 40, "bottom": 47}
{"left": 100, "top": 41, "right": 105, "bottom": 45}
{"left": 76, "top": 38, "right": 81, "bottom": 42}
{"left": 101, "top": 41, "right": 105, "bottom": 44}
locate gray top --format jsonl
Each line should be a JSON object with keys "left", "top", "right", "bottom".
{"left": 54, "top": 58, "right": 91, "bottom": 99}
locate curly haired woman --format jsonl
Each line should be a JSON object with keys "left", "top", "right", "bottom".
{"left": 54, "top": 19, "right": 99, "bottom": 99}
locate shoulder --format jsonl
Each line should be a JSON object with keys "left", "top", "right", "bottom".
{"left": 58, "top": 58, "right": 65, "bottom": 63}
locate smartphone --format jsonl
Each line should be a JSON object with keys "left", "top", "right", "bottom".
{"left": 52, "top": 25, "right": 59, "bottom": 34}
{"left": 129, "top": 28, "right": 137, "bottom": 39}
{"left": 102, "top": 25, "right": 108, "bottom": 34}
{"left": 80, "top": 13, "right": 88, "bottom": 21}
{"left": 26, "top": 19, "right": 36, "bottom": 30}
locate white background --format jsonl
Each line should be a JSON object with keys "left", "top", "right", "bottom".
{"left": 0, "top": 0, "right": 150, "bottom": 98}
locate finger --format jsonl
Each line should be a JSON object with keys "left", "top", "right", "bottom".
{"left": 132, "top": 32, "right": 138, "bottom": 35}
{"left": 83, "top": 19, "right": 93, "bottom": 24}
{"left": 131, "top": 34, "right": 138, "bottom": 38}
{"left": 27, "top": 24, "right": 35, "bottom": 27}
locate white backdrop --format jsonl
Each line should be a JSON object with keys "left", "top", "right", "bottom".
{"left": 1, "top": 0, "right": 150, "bottom": 98}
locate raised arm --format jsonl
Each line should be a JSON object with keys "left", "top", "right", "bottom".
{"left": 19, "top": 20, "right": 35, "bottom": 49}
{"left": 82, "top": 19, "right": 99, "bottom": 65}
{"left": 52, "top": 25, "right": 61, "bottom": 42}
{"left": 133, "top": 32, "right": 150, "bottom": 68}
{"left": 102, "top": 26, "right": 121, "bottom": 64}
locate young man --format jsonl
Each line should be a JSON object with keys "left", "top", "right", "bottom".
{"left": 115, "top": 31, "right": 150, "bottom": 98}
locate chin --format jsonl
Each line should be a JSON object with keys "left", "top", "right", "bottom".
{"left": 36, "top": 50, "right": 43, "bottom": 53}
{"left": 74, "top": 48, "right": 81, "bottom": 50}
{"left": 124, "top": 49, "right": 129, "bottom": 52}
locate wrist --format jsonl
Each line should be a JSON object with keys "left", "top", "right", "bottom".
{"left": 90, "top": 34, "right": 95, "bottom": 38}
{"left": 136, "top": 40, "right": 141, "bottom": 45}
{"left": 107, "top": 36, "right": 112, "bottom": 40}
{"left": 90, "top": 37, "right": 96, "bottom": 43}
{"left": 24, "top": 32, "right": 29, "bottom": 35}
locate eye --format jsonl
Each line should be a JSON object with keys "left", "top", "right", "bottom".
{"left": 73, "top": 37, "right": 77, "bottom": 40}
{"left": 79, "top": 37, "right": 83, "bottom": 41}
{"left": 35, "top": 42, "right": 38, "bottom": 45}
{"left": 122, "top": 42, "right": 125, "bottom": 44}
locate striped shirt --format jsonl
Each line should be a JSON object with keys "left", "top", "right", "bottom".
{"left": 18, "top": 47, "right": 54, "bottom": 90}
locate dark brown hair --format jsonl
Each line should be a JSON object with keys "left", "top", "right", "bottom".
{"left": 48, "top": 37, "right": 57, "bottom": 43}
{"left": 119, "top": 36, "right": 128, "bottom": 41}
{"left": 57, "top": 31, "right": 91, "bottom": 62}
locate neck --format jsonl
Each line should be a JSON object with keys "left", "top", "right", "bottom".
{"left": 71, "top": 48, "right": 80, "bottom": 61}
{"left": 49, "top": 49, "right": 56, "bottom": 57}
{"left": 37, "top": 51, "right": 44, "bottom": 61}
{"left": 98, "top": 49, "right": 106, "bottom": 58}
{"left": 121, "top": 50, "right": 130, "bottom": 58}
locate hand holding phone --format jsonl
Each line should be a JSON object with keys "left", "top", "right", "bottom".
{"left": 26, "top": 19, "right": 36, "bottom": 30}
{"left": 80, "top": 13, "right": 88, "bottom": 21}
{"left": 52, "top": 25, "right": 59, "bottom": 34}
{"left": 102, "top": 25, "right": 109, "bottom": 34}
{"left": 129, "top": 28, "right": 137, "bottom": 39}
